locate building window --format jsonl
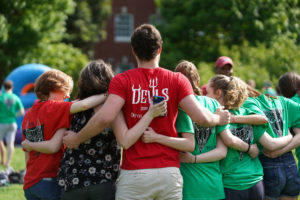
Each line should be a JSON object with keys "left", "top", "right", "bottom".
{"left": 114, "top": 13, "right": 134, "bottom": 43}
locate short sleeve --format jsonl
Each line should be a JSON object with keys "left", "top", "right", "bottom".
{"left": 176, "top": 108, "right": 194, "bottom": 134}
{"left": 253, "top": 125, "right": 266, "bottom": 143}
{"left": 108, "top": 74, "right": 126, "bottom": 100}
{"left": 177, "top": 73, "right": 194, "bottom": 103}
{"left": 285, "top": 97, "right": 300, "bottom": 128}
{"left": 243, "top": 97, "right": 265, "bottom": 116}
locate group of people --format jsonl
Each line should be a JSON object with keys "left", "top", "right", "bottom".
{"left": 3, "top": 23, "right": 298, "bottom": 200}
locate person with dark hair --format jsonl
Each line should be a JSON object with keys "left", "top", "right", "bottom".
{"left": 264, "top": 72, "right": 300, "bottom": 177}
{"left": 244, "top": 84, "right": 300, "bottom": 200}
{"left": 63, "top": 24, "right": 230, "bottom": 200}
{"left": 0, "top": 80, "right": 24, "bottom": 167}
{"left": 201, "top": 56, "right": 234, "bottom": 95}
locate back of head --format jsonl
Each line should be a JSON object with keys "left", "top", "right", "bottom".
{"left": 209, "top": 75, "right": 248, "bottom": 110}
{"left": 76, "top": 59, "right": 114, "bottom": 99}
{"left": 278, "top": 72, "right": 300, "bottom": 98}
{"left": 131, "top": 24, "right": 163, "bottom": 61}
{"left": 175, "top": 60, "right": 202, "bottom": 96}
{"left": 4, "top": 80, "right": 13, "bottom": 91}
{"left": 35, "top": 69, "right": 73, "bottom": 101}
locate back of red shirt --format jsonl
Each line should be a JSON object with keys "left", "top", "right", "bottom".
{"left": 22, "top": 100, "right": 72, "bottom": 190}
{"left": 109, "top": 67, "right": 193, "bottom": 170}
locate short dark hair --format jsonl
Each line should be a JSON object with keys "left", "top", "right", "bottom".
{"left": 278, "top": 72, "right": 300, "bottom": 98}
{"left": 76, "top": 60, "right": 114, "bottom": 99}
{"left": 131, "top": 24, "right": 163, "bottom": 61}
{"left": 4, "top": 80, "right": 13, "bottom": 90}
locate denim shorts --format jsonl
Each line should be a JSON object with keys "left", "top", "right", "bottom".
{"left": 259, "top": 152, "right": 300, "bottom": 199}
{"left": 24, "top": 177, "right": 61, "bottom": 200}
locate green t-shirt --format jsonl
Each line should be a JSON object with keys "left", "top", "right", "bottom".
{"left": 291, "top": 93, "right": 300, "bottom": 175}
{"left": 243, "top": 95, "right": 300, "bottom": 138}
{"left": 0, "top": 92, "right": 24, "bottom": 123}
{"left": 220, "top": 107, "right": 265, "bottom": 190}
{"left": 176, "top": 96, "right": 229, "bottom": 200}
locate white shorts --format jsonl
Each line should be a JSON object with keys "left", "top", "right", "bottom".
{"left": 116, "top": 167, "right": 183, "bottom": 200}
{"left": 0, "top": 123, "right": 17, "bottom": 143}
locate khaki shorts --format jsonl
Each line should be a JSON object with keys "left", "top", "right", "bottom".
{"left": 116, "top": 167, "right": 183, "bottom": 200}
{"left": 0, "top": 123, "right": 17, "bottom": 143}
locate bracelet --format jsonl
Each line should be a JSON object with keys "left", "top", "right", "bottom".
{"left": 194, "top": 155, "right": 197, "bottom": 163}
{"left": 245, "top": 142, "right": 251, "bottom": 153}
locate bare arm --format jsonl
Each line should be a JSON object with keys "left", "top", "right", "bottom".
{"left": 16, "top": 108, "right": 25, "bottom": 117}
{"left": 179, "top": 136, "right": 227, "bottom": 163}
{"left": 70, "top": 93, "right": 107, "bottom": 114}
{"left": 112, "top": 101, "right": 167, "bottom": 150}
{"left": 22, "top": 128, "right": 65, "bottom": 154}
{"left": 231, "top": 114, "right": 268, "bottom": 125}
{"left": 24, "top": 151, "right": 29, "bottom": 165}
{"left": 259, "top": 132, "right": 292, "bottom": 151}
{"left": 220, "top": 129, "right": 258, "bottom": 158}
{"left": 264, "top": 128, "right": 300, "bottom": 158}
{"left": 180, "top": 95, "right": 230, "bottom": 127}
{"left": 63, "top": 94, "right": 124, "bottom": 149}
{"left": 142, "top": 128, "right": 195, "bottom": 152}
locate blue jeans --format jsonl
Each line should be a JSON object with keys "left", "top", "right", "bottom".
{"left": 24, "top": 178, "right": 61, "bottom": 200}
{"left": 259, "top": 152, "right": 300, "bottom": 199}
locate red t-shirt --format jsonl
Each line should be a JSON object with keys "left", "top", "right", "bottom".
{"left": 108, "top": 67, "right": 193, "bottom": 170}
{"left": 22, "top": 100, "right": 72, "bottom": 190}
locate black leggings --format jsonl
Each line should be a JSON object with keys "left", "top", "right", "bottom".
{"left": 224, "top": 180, "right": 264, "bottom": 200}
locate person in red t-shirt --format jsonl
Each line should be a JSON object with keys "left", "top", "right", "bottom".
{"left": 63, "top": 24, "right": 230, "bottom": 200}
{"left": 22, "top": 69, "right": 107, "bottom": 200}
{"left": 201, "top": 56, "right": 234, "bottom": 95}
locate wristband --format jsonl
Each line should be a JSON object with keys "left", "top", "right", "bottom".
{"left": 194, "top": 155, "right": 197, "bottom": 163}
{"left": 245, "top": 138, "right": 251, "bottom": 153}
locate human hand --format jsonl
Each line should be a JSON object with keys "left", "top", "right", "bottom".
{"left": 215, "top": 108, "right": 230, "bottom": 125}
{"left": 148, "top": 101, "right": 167, "bottom": 118}
{"left": 21, "top": 139, "right": 32, "bottom": 152}
{"left": 63, "top": 130, "right": 80, "bottom": 149}
{"left": 142, "top": 127, "right": 159, "bottom": 143}
{"left": 248, "top": 143, "right": 259, "bottom": 158}
{"left": 179, "top": 152, "right": 194, "bottom": 163}
{"left": 263, "top": 149, "right": 282, "bottom": 158}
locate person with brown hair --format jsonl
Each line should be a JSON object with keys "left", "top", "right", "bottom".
{"left": 207, "top": 75, "right": 293, "bottom": 200}
{"left": 21, "top": 69, "right": 108, "bottom": 200}
{"left": 264, "top": 72, "right": 300, "bottom": 175}
{"left": 244, "top": 82, "right": 300, "bottom": 200}
{"left": 0, "top": 80, "right": 24, "bottom": 167}
{"left": 63, "top": 24, "right": 230, "bottom": 200}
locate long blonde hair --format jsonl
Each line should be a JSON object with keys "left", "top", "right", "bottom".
{"left": 209, "top": 75, "right": 248, "bottom": 110}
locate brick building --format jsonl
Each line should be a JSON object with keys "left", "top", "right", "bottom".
{"left": 94, "top": 0, "right": 157, "bottom": 73}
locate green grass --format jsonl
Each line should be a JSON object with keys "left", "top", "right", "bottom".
{"left": 0, "top": 147, "right": 299, "bottom": 200}
{"left": 0, "top": 146, "right": 26, "bottom": 200}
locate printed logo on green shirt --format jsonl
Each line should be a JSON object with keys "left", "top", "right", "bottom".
{"left": 231, "top": 126, "right": 253, "bottom": 160}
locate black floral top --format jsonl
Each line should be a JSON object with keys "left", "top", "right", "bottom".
{"left": 57, "top": 109, "right": 121, "bottom": 192}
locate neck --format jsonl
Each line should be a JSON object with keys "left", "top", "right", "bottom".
{"left": 5, "top": 89, "right": 12, "bottom": 94}
{"left": 137, "top": 55, "right": 160, "bottom": 69}
{"left": 48, "top": 91, "right": 64, "bottom": 101}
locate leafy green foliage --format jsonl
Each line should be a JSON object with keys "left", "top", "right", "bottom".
{"left": 63, "top": 0, "right": 112, "bottom": 58}
{"left": 0, "top": 0, "right": 89, "bottom": 94}
{"left": 155, "top": 0, "right": 300, "bottom": 90}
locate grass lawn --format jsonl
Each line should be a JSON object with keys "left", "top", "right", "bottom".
{"left": 0, "top": 146, "right": 25, "bottom": 200}
{"left": 0, "top": 147, "right": 299, "bottom": 200}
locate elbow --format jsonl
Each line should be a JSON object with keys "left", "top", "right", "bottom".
{"left": 223, "top": 138, "right": 234, "bottom": 148}
{"left": 120, "top": 142, "right": 131, "bottom": 150}
{"left": 219, "top": 148, "right": 227, "bottom": 159}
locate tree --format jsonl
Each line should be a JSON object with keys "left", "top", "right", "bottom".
{"left": 0, "top": 0, "right": 88, "bottom": 89}
{"left": 63, "top": 0, "right": 112, "bottom": 58}
{"left": 155, "top": 0, "right": 300, "bottom": 69}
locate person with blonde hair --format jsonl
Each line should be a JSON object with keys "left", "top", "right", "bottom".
{"left": 207, "top": 75, "right": 293, "bottom": 200}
